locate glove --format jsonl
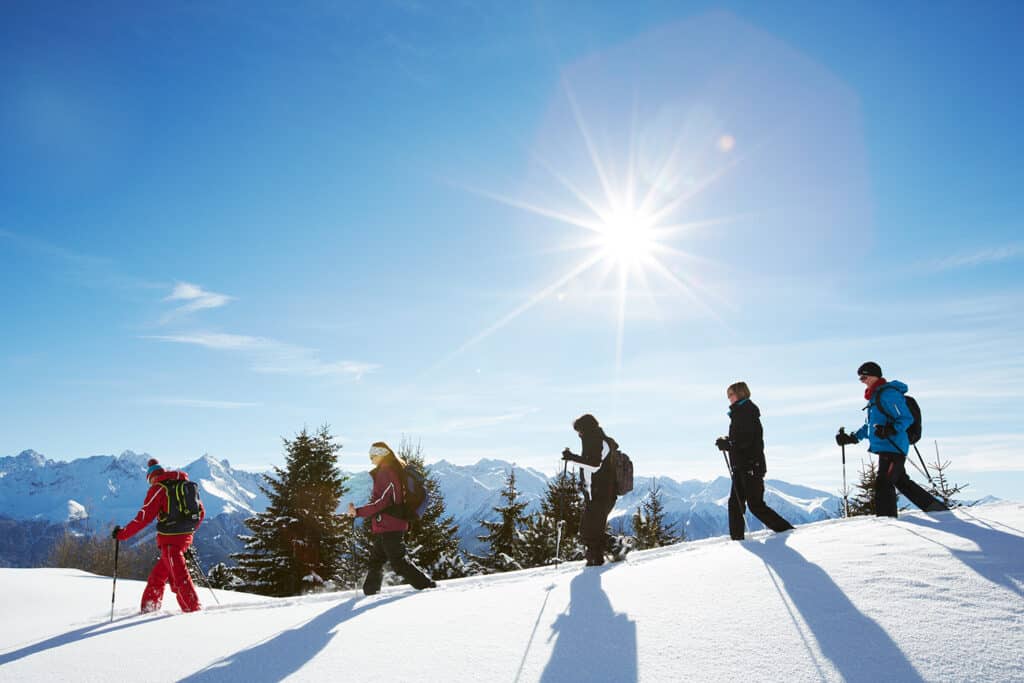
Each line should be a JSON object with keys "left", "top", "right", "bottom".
{"left": 715, "top": 437, "right": 731, "bottom": 452}
{"left": 111, "top": 525, "right": 122, "bottom": 540}
{"left": 835, "top": 430, "right": 857, "bottom": 446}
{"left": 561, "top": 448, "right": 573, "bottom": 460}
{"left": 874, "top": 424, "right": 897, "bottom": 438}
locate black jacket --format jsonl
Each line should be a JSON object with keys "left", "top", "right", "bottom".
{"left": 564, "top": 427, "right": 617, "bottom": 500}
{"left": 728, "top": 399, "right": 767, "bottom": 476}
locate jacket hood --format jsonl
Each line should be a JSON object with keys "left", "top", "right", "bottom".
{"left": 882, "top": 380, "right": 908, "bottom": 394}
{"left": 729, "top": 398, "right": 759, "bottom": 418}
{"left": 151, "top": 470, "right": 188, "bottom": 484}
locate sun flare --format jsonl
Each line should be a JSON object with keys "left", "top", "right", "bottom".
{"left": 599, "top": 210, "right": 657, "bottom": 266}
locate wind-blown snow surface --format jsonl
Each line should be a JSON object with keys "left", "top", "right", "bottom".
{"left": 2, "top": 504, "right": 1021, "bottom": 682}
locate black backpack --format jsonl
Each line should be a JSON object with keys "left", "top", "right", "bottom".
{"left": 872, "top": 387, "right": 923, "bottom": 445}
{"left": 157, "top": 479, "right": 203, "bottom": 534}
{"left": 384, "top": 463, "right": 431, "bottom": 520}
{"left": 603, "top": 437, "right": 634, "bottom": 495}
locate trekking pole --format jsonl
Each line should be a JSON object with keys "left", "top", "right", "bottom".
{"left": 110, "top": 538, "right": 120, "bottom": 622}
{"left": 912, "top": 443, "right": 934, "bottom": 485}
{"left": 554, "top": 459, "right": 568, "bottom": 564}
{"left": 719, "top": 448, "right": 741, "bottom": 511}
{"left": 838, "top": 428, "right": 849, "bottom": 518}
{"left": 187, "top": 547, "right": 221, "bottom": 605}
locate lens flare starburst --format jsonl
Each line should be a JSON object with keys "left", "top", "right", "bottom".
{"left": 436, "top": 84, "right": 737, "bottom": 375}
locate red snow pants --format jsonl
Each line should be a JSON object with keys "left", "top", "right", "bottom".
{"left": 140, "top": 538, "right": 201, "bottom": 613}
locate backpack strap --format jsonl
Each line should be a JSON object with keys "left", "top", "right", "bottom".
{"left": 870, "top": 385, "right": 895, "bottom": 423}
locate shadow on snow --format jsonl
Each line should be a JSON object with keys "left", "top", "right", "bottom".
{"left": 744, "top": 538, "right": 924, "bottom": 683}
{"left": 180, "top": 593, "right": 407, "bottom": 683}
{"left": 540, "top": 567, "right": 638, "bottom": 683}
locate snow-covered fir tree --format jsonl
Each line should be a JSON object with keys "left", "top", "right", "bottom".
{"left": 207, "top": 562, "right": 242, "bottom": 590}
{"left": 848, "top": 459, "right": 877, "bottom": 517}
{"left": 632, "top": 479, "right": 682, "bottom": 549}
{"left": 475, "top": 468, "right": 530, "bottom": 573}
{"left": 521, "top": 467, "right": 585, "bottom": 566}
{"left": 397, "top": 438, "right": 474, "bottom": 579}
{"left": 925, "top": 445, "right": 968, "bottom": 508}
{"left": 233, "top": 426, "right": 351, "bottom": 596}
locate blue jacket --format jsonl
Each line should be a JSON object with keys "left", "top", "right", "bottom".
{"left": 852, "top": 380, "right": 913, "bottom": 455}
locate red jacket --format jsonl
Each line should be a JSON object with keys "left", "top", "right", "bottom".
{"left": 355, "top": 464, "right": 408, "bottom": 533}
{"left": 117, "top": 470, "right": 204, "bottom": 546}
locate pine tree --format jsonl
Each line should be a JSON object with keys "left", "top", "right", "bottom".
{"left": 207, "top": 562, "right": 241, "bottom": 590}
{"left": 521, "top": 466, "right": 585, "bottom": 566}
{"left": 397, "top": 438, "right": 466, "bottom": 580}
{"left": 632, "top": 480, "right": 681, "bottom": 549}
{"left": 925, "top": 443, "right": 968, "bottom": 508}
{"left": 475, "top": 467, "right": 530, "bottom": 573}
{"left": 233, "top": 426, "right": 351, "bottom": 596}
{"left": 848, "top": 459, "right": 877, "bottom": 517}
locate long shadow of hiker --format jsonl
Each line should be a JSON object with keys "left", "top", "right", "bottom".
{"left": 0, "top": 614, "right": 173, "bottom": 666}
{"left": 180, "top": 592, "right": 407, "bottom": 683}
{"left": 540, "top": 568, "right": 637, "bottom": 683}
{"left": 744, "top": 539, "right": 924, "bottom": 683}
{"left": 898, "top": 510, "right": 1024, "bottom": 598}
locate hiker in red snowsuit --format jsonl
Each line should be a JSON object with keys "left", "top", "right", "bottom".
{"left": 113, "top": 458, "right": 205, "bottom": 613}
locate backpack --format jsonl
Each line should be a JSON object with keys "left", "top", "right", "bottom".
{"left": 603, "top": 438, "right": 634, "bottom": 495}
{"left": 873, "top": 387, "right": 923, "bottom": 445}
{"left": 386, "top": 463, "right": 430, "bottom": 520}
{"left": 157, "top": 478, "right": 203, "bottom": 534}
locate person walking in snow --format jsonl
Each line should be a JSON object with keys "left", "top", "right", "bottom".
{"left": 562, "top": 414, "right": 628, "bottom": 566}
{"left": 835, "top": 362, "right": 946, "bottom": 517}
{"left": 347, "top": 442, "right": 436, "bottom": 595}
{"left": 112, "top": 458, "right": 204, "bottom": 613}
{"left": 716, "top": 382, "right": 794, "bottom": 541}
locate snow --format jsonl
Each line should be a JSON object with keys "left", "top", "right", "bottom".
{"left": 2, "top": 503, "right": 1021, "bottom": 682}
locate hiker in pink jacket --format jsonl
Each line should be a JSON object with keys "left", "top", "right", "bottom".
{"left": 347, "top": 441, "right": 435, "bottom": 595}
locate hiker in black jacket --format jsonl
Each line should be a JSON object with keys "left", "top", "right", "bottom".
{"left": 562, "top": 413, "right": 625, "bottom": 566}
{"left": 716, "top": 382, "right": 794, "bottom": 541}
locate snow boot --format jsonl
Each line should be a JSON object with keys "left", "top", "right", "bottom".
{"left": 607, "top": 535, "right": 635, "bottom": 562}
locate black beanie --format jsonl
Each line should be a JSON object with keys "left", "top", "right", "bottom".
{"left": 857, "top": 361, "right": 882, "bottom": 377}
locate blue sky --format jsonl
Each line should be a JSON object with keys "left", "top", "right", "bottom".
{"left": 2, "top": 2, "right": 1022, "bottom": 501}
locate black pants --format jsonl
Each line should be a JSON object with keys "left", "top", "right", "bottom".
{"left": 728, "top": 470, "right": 794, "bottom": 540}
{"left": 362, "top": 531, "right": 433, "bottom": 595}
{"left": 580, "top": 494, "right": 616, "bottom": 561}
{"left": 875, "top": 452, "right": 944, "bottom": 517}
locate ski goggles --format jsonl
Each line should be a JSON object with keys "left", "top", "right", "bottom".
{"left": 368, "top": 445, "right": 391, "bottom": 461}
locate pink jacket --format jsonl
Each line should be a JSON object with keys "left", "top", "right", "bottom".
{"left": 355, "top": 464, "right": 409, "bottom": 534}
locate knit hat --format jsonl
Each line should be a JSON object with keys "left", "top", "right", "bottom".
{"left": 146, "top": 458, "right": 164, "bottom": 480}
{"left": 857, "top": 361, "right": 882, "bottom": 378}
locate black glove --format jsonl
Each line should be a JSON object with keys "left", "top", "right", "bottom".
{"left": 874, "top": 423, "right": 897, "bottom": 438}
{"left": 715, "top": 437, "right": 731, "bottom": 452}
{"left": 561, "top": 448, "right": 573, "bottom": 460}
{"left": 835, "top": 430, "right": 857, "bottom": 446}
{"left": 111, "top": 525, "right": 122, "bottom": 540}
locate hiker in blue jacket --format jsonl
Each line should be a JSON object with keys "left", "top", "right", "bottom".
{"left": 836, "top": 362, "right": 946, "bottom": 517}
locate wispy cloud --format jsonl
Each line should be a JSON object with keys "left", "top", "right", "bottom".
{"left": 147, "top": 398, "right": 262, "bottom": 409}
{"left": 143, "top": 332, "right": 379, "bottom": 379}
{"left": 146, "top": 332, "right": 263, "bottom": 350}
{"left": 925, "top": 243, "right": 1024, "bottom": 272}
{"left": 161, "top": 282, "right": 234, "bottom": 321}
{"left": 0, "top": 227, "right": 163, "bottom": 291}
{"left": 439, "top": 409, "right": 539, "bottom": 433}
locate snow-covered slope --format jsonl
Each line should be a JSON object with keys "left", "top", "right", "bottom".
{"left": 1, "top": 503, "right": 1020, "bottom": 682}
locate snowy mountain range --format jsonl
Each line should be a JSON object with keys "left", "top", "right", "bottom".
{"left": 0, "top": 449, "right": 842, "bottom": 566}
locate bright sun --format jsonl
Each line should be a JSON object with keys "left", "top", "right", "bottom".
{"left": 599, "top": 210, "right": 657, "bottom": 266}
